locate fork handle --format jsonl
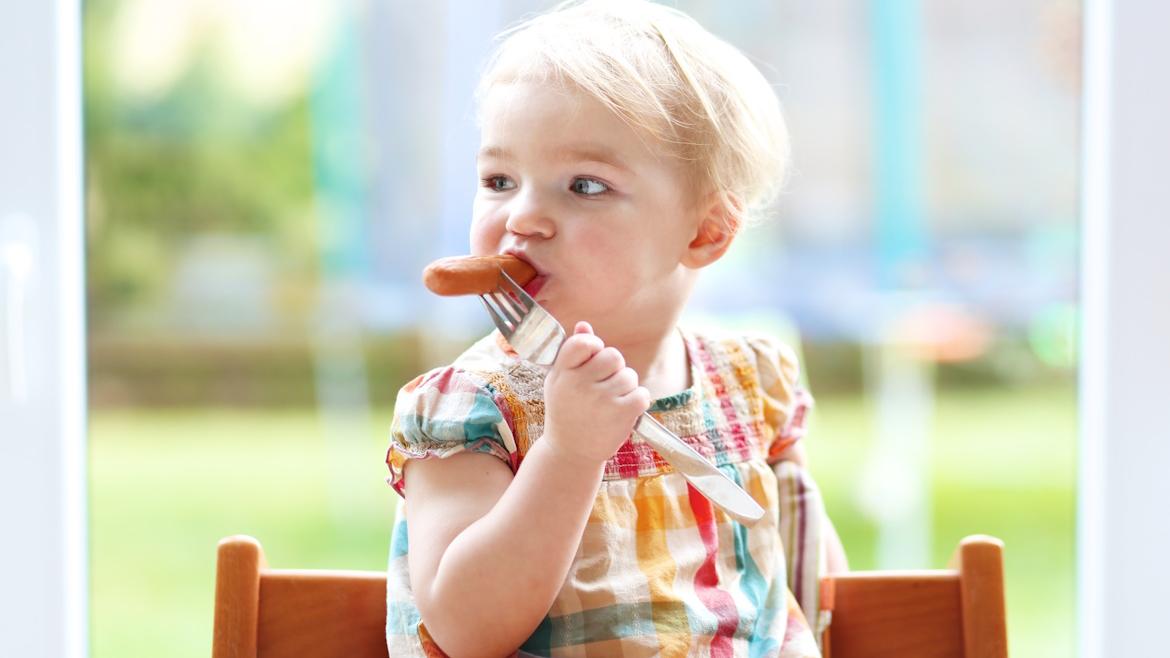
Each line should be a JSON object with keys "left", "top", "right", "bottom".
{"left": 634, "top": 413, "right": 766, "bottom": 525}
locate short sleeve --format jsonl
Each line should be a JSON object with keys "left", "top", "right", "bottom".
{"left": 384, "top": 366, "right": 519, "bottom": 497}
{"left": 744, "top": 334, "right": 814, "bottom": 463}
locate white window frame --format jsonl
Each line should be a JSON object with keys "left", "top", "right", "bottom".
{"left": 0, "top": 0, "right": 87, "bottom": 656}
{"left": 1079, "top": 1, "right": 1170, "bottom": 655}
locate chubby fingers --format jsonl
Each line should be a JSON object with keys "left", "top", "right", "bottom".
{"left": 555, "top": 322, "right": 637, "bottom": 390}
{"left": 580, "top": 346, "right": 625, "bottom": 379}
{"left": 556, "top": 324, "right": 605, "bottom": 369}
{"left": 600, "top": 365, "right": 639, "bottom": 394}
{"left": 600, "top": 366, "right": 651, "bottom": 416}
{"left": 619, "top": 383, "right": 653, "bottom": 413}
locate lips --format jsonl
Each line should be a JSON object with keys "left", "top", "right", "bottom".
{"left": 503, "top": 249, "right": 547, "bottom": 297}
{"left": 523, "top": 275, "right": 548, "bottom": 297}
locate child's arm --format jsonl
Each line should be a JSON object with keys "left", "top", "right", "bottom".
{"left": 404, "top": 322, "right": 649, "bottom": 658}
{"left": 824, "top": 514, "right": 849, "bottom": 573}
{"left": 404, "top": 441, "right": 602, "bottom": 656}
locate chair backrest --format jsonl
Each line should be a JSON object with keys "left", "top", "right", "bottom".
{"left": 212, "top": 534, "right": 1006, "bottom": 658}
{"left": 819, "top": 535, "right": 1008, "bottom": 658}
{"left": 213, "top": 535, "right": 389, "bottom": 658}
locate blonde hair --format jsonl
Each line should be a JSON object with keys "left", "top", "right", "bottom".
{"left": 474, "top": 0, "right": 791, "bottom": 229}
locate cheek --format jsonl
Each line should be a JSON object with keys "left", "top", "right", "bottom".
{"left": 569, "top": 230, "right": 647, "bottom": 291}
{"left": 572, "top": 218, "right": 653, "bottom": 267}
{"left": 468, "top": 225, "right": 492, "bottom": 255}
{"left": 569, "top": 222, "right": 625, "bottom": 257}
{"left": 469, "top": 203, "right": 502, "bottom": 255}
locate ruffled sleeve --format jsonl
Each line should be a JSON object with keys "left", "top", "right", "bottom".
{"left": 744, "top": 334, "right": 814, "bottom": 463}
{"left": 385, "top": 366, "right": 519, "bottom": 497}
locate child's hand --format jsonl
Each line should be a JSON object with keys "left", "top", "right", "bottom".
{"left": 543, "top": 321, "right": 651, "bottom": 465}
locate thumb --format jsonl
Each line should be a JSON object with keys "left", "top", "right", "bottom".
{"left": 574, "top": 321, "right": 594, "bottom": 335}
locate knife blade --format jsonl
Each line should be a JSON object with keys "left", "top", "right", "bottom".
{"left": 635, "top": 413, "right": 766, "bottom": 525}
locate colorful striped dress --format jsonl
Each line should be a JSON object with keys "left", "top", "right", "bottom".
{"left": 385, "top": 327, "right": 830, "bottom": 657}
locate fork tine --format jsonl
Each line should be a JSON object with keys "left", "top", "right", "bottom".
{"left": 479, "top": 295, "right": 515, "bottom": 334}
{"left": 480, "top": 267, "right": 565, "bottom": 366}
{"left": 489, "top": 290, "right": 524, "bottom": 324}
{"left": 498, "top": 269, "right": 535, "bottom": 310}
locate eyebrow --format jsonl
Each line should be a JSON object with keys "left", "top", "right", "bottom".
{"left": 477, "top": 144, "right": 632, "bottom": 173}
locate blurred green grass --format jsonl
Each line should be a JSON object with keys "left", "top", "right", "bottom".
{"left": 91, "top": 383, "right": 1075, "bottom": 657}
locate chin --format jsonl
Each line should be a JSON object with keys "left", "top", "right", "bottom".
{"left": 541, "top": 304, "right": 574, "bottom": 331}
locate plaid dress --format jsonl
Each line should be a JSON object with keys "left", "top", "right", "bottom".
{"left": 385, "top": 328, "right": 828, "bottom": 657}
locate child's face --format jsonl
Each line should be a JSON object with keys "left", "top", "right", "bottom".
{"left": 471, "top": 79, "right": 703, "bottom": 339}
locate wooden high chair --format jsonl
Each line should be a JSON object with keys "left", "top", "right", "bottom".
{"left": 212, "top": 536, "right": 389, "bottom": 658}
{"left": 818, "top": 535, "right": 1008, "bottom": 658}
{"left": 212, "top": 534, "right": 1007, "bottom": 658}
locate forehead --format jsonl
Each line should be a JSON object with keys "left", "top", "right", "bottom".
{"left": 477, "top": 80, "right": 663, "bottom": 167}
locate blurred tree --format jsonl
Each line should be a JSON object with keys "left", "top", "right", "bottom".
{"left": 84, "top": 0, "right": 319, "bottom": 329}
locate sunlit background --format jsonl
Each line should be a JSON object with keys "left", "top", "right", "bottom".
{"left": 85, "top": 1, "right": 1080, "bottom": 656}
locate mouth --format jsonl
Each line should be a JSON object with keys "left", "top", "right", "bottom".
{"left": 503, "top": 249, "right": 548, "bottom": 297}
{"left": 523, "top": 274, "right": 548, "bottom": 298}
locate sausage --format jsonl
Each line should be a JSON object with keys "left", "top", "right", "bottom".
{"left": 422, "top": 254, "right": 537, "bottom": 296}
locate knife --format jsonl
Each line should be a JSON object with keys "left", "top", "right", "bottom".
{"left": 634, "top": 413, "right": 766, "bottom": 524}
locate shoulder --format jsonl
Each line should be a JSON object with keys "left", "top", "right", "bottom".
{"left": 395, "top": 331, "right": 515, "bottom": 408}
{"left": 390, "top": 363, "right": 514, "bottom": 457}
{"left": 392, "top": 331, "right": 522, "bottom": 437}
{"left": 684, "top": 325, "right": 802, "bottom": 385}
{"left": 683, "top": 325, "right": 812, "bottom": 460}
{"left": 387, "top": 333, "right": 526, "bottom": 496}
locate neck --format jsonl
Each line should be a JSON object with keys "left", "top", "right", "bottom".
{"left": 588, "top": 269, "right": 698, "bottom": 399}
{"left": 605, "top": 324, "right": 691, "bottom": 401}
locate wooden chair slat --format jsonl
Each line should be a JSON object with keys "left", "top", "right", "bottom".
{"left": 256, "top": 571, "right": 388, "bottom": 658}
{"left": 213, "top": 535, "right": 1007, "bottom": 658}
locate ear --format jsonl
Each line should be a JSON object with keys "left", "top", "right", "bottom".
{"left": 682, "top": 193, "right": 741, "bottom": 269}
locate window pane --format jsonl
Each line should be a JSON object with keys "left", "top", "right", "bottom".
{"left": 87, "top": 1, "right": 1078, "bottom": 656}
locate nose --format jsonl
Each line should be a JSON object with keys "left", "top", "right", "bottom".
{"left": 504, "top": 188, "right": 556, "bottom": 239}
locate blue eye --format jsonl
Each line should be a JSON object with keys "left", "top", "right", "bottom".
{"left": 571, "top": 177, "right": 609, "bottom": 195}
{"left": 481, "top": 176, "right": 516, "bottom": 192}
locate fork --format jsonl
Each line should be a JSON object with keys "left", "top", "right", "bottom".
{"left": 480, "top": 269, "right": 766, "bottom": 525}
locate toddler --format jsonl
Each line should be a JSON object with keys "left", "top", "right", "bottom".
{"left": 385, "top": 2, "right": 847, "bottom": 656}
